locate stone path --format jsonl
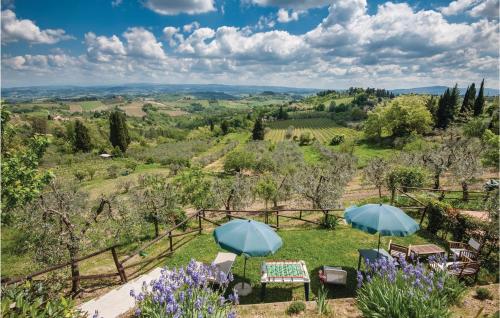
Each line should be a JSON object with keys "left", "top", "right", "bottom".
{"left": 79, "top": 267, "right": 163, "bottom": 318}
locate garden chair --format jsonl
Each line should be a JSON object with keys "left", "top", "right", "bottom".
{"left": 388, "top": 240, "right": 411, "bottom": 261}
{"left": 196, "top": 252, "right": 237, "bottom": 284}
{"left": 318, "top": 266, "right": 347, "bottom": 285}
{"left": 448, "top": 237, "right": 481, "bottom": 260}
{"left": 430, "top": 254, "right": 481, "bottom": 282}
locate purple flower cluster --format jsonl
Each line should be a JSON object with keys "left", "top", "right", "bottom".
{"left": 131, "top": 259, "right": 237, "bottom": 317}
{"left": 357, "top": 254, "right": 449, "bottom": 295}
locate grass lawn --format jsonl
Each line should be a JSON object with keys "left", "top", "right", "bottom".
{"left": 159, "top": 222, "right": 433, "bottom": 304}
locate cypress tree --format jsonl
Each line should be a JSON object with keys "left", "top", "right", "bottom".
{"left": 436, "top": 85, "right": 458, "bottom": 129}
{"left": 473, "top": 79, "right": 485, "bottom": 116}
{"left": 73, "top": 120, "right": 91, "bottom": 152}
{"left": 460, "top": 83, "right": 476, "bottom": 115}
{"left": 436, "top": 88, "right": 450, "bottom": 128}
{"left": 252, "top": 117, "right": 265, "bottom": 140}
{"left": 220, "top": 120, "right": 229, "bottom": 135}
{"left": 109, "top": 110, "right": 130, "bottom": 153}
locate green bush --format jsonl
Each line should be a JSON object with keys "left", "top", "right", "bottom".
{"left": 73, "top": 170, "right": 86, "bottom": 182}
{"left": 386, "top": 166, "right": 427, "bottom": 192}
{"left": 475, "top": 287, "right": 493, "bottom": 300}
{"left": 426, "top": 199, "right": 451, "bottom": 235}
{"left": 323, "top": 214, "right": 339, "bottom": 230}
{"left": 286, "top": 301, "right": 306, "bottom": 315}
{"left": 1, "top": 281, "right": 84, "bottom": 318}
{"left": 107, "top": 164, "right": 119, "bottom": 179}
{"left": 298, "top": 132, "right": 313, "bottom": 146}
{"left": 329, "top": 134, "right": 345, "bottom": 146}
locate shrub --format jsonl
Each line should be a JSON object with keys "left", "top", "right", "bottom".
{"left": 357, "top": 256, "right": 466, "bottom": 317}
{"left": 107, "top": 165, "right": 119, "bottom": 179}
{"left": 323, "top": 214, "right": 339, "bottom": 230}
{"left": 330, "top": 134, "right": 345, "bottom": 146}
{"left": 1, "top": 281, "right": 84, "bottom": 318}
{"left": 286, "top": 301, "right": 306, "bottom": 315}
{"left": 125, "top": 161, "right": 138, "bottom": 172}
{"left": 86, "top": 166, "right": 97, "bottom": 180}
{"left": 299, "top": 132, "right": 313, "bottom": 146}
{"left": 426, "top": 199, "right": 452, "bottom": 235}
{"left": 73, "top": 170, "right": 86, "bottom": 182}
{"left": 475, "top": 287, "right": 493, "bottom": 300}
{"left": 145, "top": 157, "right": 155, "bottom": 164}
{"left": 316, "top": 284, "right": 331, "bottom": 315}
{"left": 131, "top": 260, "right": 237, "bottom": 317}
{"left": 386, "top": 166, "right": 426, "bottom": 192}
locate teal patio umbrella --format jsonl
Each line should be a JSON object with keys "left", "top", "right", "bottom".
{"left": 214, "top": 219, "right": 282, "bottom": 295}
{"left": 344, "top": 204, "right": 419, "bottom": 253}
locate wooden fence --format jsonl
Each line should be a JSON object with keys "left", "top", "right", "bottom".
{"left": 1, "top": 208, "right": 343, "bottom": 289}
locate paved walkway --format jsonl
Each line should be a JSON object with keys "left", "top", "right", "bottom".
{"left": 79, "top": 267, "right": 163, "bottom": 318}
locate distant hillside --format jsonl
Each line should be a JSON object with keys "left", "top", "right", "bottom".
{"left": 1, "top": 83, "right": 319, "bottom": 102}
{"left": 391, "top": 86, "right": 499, "bottom": 96}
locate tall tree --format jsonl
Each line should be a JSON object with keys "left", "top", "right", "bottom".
{"left": 252, "top": 117, "right": 265, "bottom": 140}
{"left": 73, "top": 120, "right": 92, "bottom": 152}
{"left": 473, "top": 79, "right": 485, "bottom": 116}
{"left": 220, "top": 120, "right": 229, "bottom": 135}
{"left": 459, "top": 83, "right": 476, "bottom": 115}
{"left": 109, "top": 110, "right": 130, "bottom": 152}
{"left": 436, "top": 85, "right": 459, "bottom": 129}
{"left": 1, "top": 108, "right": 52, "bottom": 217}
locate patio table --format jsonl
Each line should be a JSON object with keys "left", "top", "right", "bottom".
{"left": 357, "top": 248, "right": 394, "bottom": 270}
{"left": 409, "top": 244, "right": 445, "bottom": 259}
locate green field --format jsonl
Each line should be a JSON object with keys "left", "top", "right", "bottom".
{"left": 266, "top": 118, "right": 361, "bottom": 143}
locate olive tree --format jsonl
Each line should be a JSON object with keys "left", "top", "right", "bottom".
{"left": 294, "top": 146, "right": 356, "bottom": 209}
{"left": 450, "top": 138, "right": 483, "bottom": 201}
{"left": 16, "top": 181, "right": 120, "bottom": 294}
{"left": 363, "top": 157, "right": 389, "bottom": 198}
{"left": 211, "top": 173, "right": 253, "bottom": 210}
{"left": 132, "top": 174, "right": 182, "bottom": 238}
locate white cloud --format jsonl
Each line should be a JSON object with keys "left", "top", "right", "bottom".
{"left": 1, "top": 9, "right": 72, "bottom": 44}
{"left": 256, "top": 15, "right": 276, "bottom": 29}
{"left": 123, "top": 27, "right": 166, "bottom": 59}
{"left": 248, "top": 0, "right": 330, "bottom": 10}
{"left": 440, "top": 0, "right": 478, "bottom": 15}
{"left": 143, "top": 0, "right": 216, "bottom": 15}
{"left": 469, "top": 0, "right": 500, "bottom": 18}
{"left": 277, "top": 9, "right": 301, "bottom": 23}
{"left": 183, "top": 21, "right": 200, "bottom": 33}
{"left": 2, "top": 1, "right": 499, "bottom": 89}
{"left": 163, "top": 26, "right": 181, "bottom": 46}
{"left": 84, "top": 32, "right": 126, "bottom": 62}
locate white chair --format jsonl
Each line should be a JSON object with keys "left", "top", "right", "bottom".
{"left": 319, "top": 266, "right": 347, "bottom": 285}
{"left": 196, "top": 252, "right": 237, "bottom": 284}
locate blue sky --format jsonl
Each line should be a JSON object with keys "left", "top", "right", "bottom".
{"left": 1, "top": 0, "right": 499, "bottom": 88}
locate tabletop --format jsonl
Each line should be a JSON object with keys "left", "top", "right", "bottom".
{"left": 410, "top": 244, "right": 445, "bottom": 256}
{"left": 261, "top": 260, "right": 310, "bottom": 283}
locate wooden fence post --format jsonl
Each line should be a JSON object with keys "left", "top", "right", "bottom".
{"left": 276, "top": 210, "right": 279, "bottom": 229}
{"left": 111, "top": 246, "right": 127, "bottom": 283}
{"left": 419, "top": 207, "right": 427, "bottom": 226}
{"left": 198, "top": 211, "right": 202, "bottom": 234}
{"left": 323, "top": 210, "right": 329, "bottom": 225}
{"left": 299, "top": 210, "right": 302, "bottom": 220}
{"left": 169, "top": 231, "right": 173, "bottom": 253}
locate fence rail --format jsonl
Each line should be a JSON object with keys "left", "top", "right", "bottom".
{"left": 0, "top": 205, "right": 421, "bottom": 290}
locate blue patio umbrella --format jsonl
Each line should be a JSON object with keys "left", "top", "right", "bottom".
{"left": 344, "top": 204, "right": 419, "bottom": 253}
{"left": 214, "top": 219, "right": 282, "bottom": 294}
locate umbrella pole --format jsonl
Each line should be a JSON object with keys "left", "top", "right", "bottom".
{"left": 242, "top": 257, "right": 247, "bottom": 287}
{"left": 377, "top": 233, "right": 381, "bottom": 256}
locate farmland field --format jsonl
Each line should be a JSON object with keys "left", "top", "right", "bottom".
{"left": 265, "top": 118, "right": 361, "bottom": 143}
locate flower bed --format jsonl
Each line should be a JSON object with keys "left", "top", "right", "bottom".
{"left": 356, "top": 256, "right": 466, "bottom": 317}
{"left": 130, "top": 260, "right": 238, "bottom": 317}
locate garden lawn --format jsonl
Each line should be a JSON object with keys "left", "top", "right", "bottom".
{"left": 159, "top": 224, "right": 433, "bottom": 304}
